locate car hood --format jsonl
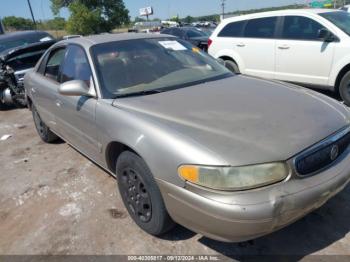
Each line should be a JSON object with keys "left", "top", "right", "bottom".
{"left": 112, "top": 75, "right": 350, "bottom": 166}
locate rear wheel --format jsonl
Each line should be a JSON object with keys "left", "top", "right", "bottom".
{"left": 32, "top": 105, "right": 59, "bottom": 143}
{"left": 224, "top": 60, "right": 240, "bottom": 74}
{"left": 116, "top": 151, "right": 175, "bottom": 236}
{"left": 339, "top": 71, "right": 350, "bottom": 106}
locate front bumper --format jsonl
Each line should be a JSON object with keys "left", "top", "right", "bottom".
{"left": 157, "top": 149, "right": 350, "bottom": 242}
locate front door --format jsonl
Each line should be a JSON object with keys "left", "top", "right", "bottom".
{"left": 31, "top": 47, "right": 66, "bottom": 131}
{"left": 55, "top": 44, "right": 99, "bottom": 160}
{"left": 275, "top": 15, "right": 336, "bottom": 86}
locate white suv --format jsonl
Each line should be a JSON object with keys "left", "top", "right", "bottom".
{"left": 208, "top": 9, "right": 350, "bottom": 105}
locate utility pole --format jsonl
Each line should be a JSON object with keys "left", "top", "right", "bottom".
{"left": 27, "top": 0, "right": 37, "bottom": 28}
{"left": 221, "top": 0, "right": 226, "bottom": 20}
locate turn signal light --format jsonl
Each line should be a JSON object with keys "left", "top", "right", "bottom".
{"left": 178, "top": 165, "right": 199, "bottom": 183}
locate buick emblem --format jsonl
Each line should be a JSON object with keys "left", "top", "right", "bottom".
{"left": 330, "top": 145, "right": 339, "bottom": 161}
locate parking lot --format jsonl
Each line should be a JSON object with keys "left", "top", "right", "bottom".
{"left": 1, "top": 106, "right": 350, "bottom": 258}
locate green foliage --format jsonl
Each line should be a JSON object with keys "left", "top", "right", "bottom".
{"left": 2, "top": 15, "right": 66, "bottom": 32}
{"left": 66, "top": 2, "right": 101, "bottom": 35}
{"left": 180, "top": 4, "right": 307, "bottom": 23}
{"left": 134, "top": 17, "right": 146, "bottom": 23}
{"left": 226, "top": 4, "right": 307, "bottom": 16}
{"left": 41, "top": 17, "right": 66, "bottom": 30}
{"left": 170, "top": 15, "right": 180, "bottom": 23}
{"left": 50, "top": 0, "right": 130, "bottom": 34}
{"left": 2, "top": 16, "right": 34, "bottom": 30}
{"left": 184, "top": 16, "right": 194, "bottom": 24}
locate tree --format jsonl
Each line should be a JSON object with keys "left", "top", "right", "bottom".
{"left": 170, "top": 15, "right": 180, "bottom": 23}
{"left": 47, "top": 17, "right": 66, "bottom": 30}
{"left": 50, "top": 0, "right": 130, "bottom": 34}
{"left": 134, "top": 17, "right": 146, "bottom": 23}
{"left": 66, "top": 2, "right": 102, "bottom": 35}
{"left": 184, "top": 16, "right": 194, "bottom": 24}
{"left": 2, "top": 16, "right": 34, "bottom": 30}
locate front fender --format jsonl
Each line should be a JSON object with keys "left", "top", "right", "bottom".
{"left": 97, "top": 101, "right": 226, "bottom": 187}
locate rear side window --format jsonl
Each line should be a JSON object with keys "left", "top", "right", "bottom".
{"left": 44, "top": 48, "right": 66, "bottom": 82}
{"left": 244, "top": 17, "right": 277, "bottom": 38}
{"left": 60, "top": 45, "right": 92, "bottom": 87}
{"left": 218, "top": 21, "right": 245, "bottom": 37}
{"left": 282, "top": 16, "right": 325, "bottom": 40}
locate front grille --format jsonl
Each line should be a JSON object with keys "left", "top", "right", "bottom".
{"left": 295, "top": 127, "right": 350, "bottom": 176}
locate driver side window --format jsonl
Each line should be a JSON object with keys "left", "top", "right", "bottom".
{"left": 60, "top": 45, "right": 92, "bottom": 87}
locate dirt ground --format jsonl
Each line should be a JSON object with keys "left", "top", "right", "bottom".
{"left": 1, "top": 107, "right": 350, "bottom": 260}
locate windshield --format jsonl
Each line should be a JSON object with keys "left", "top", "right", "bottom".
{"left": 91, "top": 38, "right": 232, "bottom": 98}
{"left": 320, "top": 11, "right": 350, "bottom": 36}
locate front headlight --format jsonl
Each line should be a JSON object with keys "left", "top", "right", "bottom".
{"left": 178, "top": 162, "right": 289, "bottom": 191}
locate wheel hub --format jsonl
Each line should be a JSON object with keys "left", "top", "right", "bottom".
{"left": 121, "top": 168, "right": 152, "bottom": 222}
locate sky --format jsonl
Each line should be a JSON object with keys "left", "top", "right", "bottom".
{"left": 0, "top": 0, "right": 310, "bottom": 21}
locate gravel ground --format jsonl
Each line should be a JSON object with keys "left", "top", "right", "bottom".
{"left": 0, "top": 107, "right": 350, "bottom": 260}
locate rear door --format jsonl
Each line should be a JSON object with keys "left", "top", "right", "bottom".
{"left": 55, "top": 44, "right": 99, "bottom": 160}
{"left": 238, "top": 16, "right": 278, "bottom": 79}
{"left": 275, "top": 15, "right": 335, "bottom": 85}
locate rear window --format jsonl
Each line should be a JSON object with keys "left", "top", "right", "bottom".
{"left": 218, "top": 21, "right": 245, "bottom": 37}
{"left": 244, "top": 17, "right": 277, "bottom": 38}
{"left": 0, "top": 32, "right": 54, "bottom": 52}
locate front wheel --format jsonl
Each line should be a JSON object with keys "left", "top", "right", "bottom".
{"left": 339, "top": 71, "right": 350, "bottom": 106}
{"left": 116, "top": 151, "right": 175, "bottom": 236}
{"left": 32, "top": 105, "right": 59, "bottom": 143}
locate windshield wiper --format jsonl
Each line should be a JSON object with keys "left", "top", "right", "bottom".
{"left": 114, "top": 89, "right": 164, "bottom": 98}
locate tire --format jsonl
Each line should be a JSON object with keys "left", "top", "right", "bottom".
{"left": 32, "top": 105, "right": 59, "bottom": 143}
{"left": 116, "top": 151, "right": 175, "bottom": 236}
{"left": 224, "top": 60, "right": 240, "bottom": 74}
{"left": 339, "top": 71, "right": 350, "bottom": 106}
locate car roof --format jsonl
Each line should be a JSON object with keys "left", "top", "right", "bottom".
{"left": 222, "top": 8, "right": 341, "bottom": 22}
{"left": 61, "top": 33, "right": 174, "bottom": 49}
{"left": 0, "top": 30, "right": 51, "bottom": 41}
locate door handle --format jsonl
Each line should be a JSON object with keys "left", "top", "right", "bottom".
{"left": 278, "top": 45, "right": 290, "bottom": 50}
{"left": 236, "top": 43, "right": 245, "bottom": 47}
{"left": 55, "top": 100, "right": 62, "bottom": 107}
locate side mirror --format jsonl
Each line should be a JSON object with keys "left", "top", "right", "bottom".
{"left": 318, "top": 28, "right": 335, "bottom": 42}
{"left": 58, "top": 80, "right": 93, "bottom": 97}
